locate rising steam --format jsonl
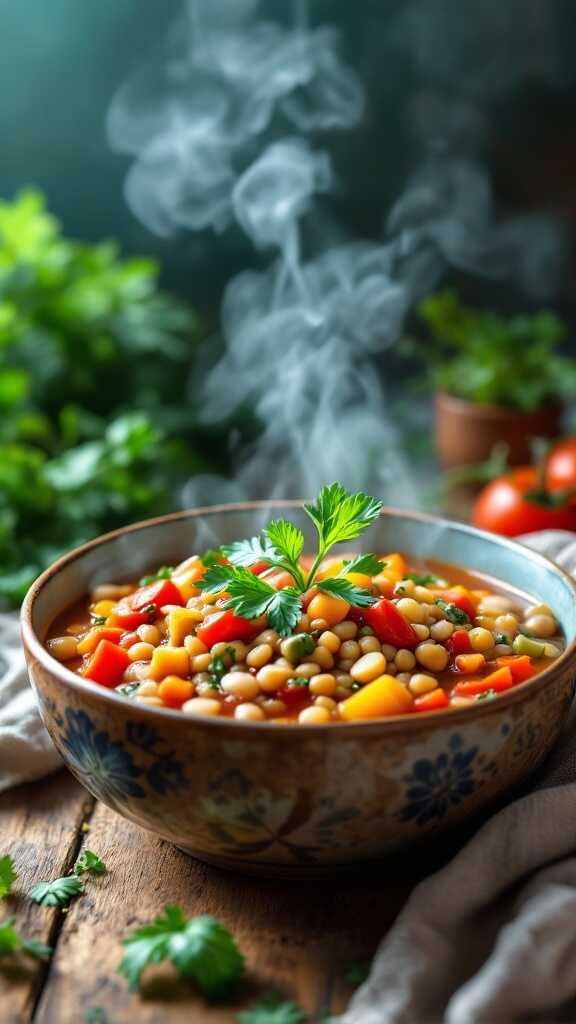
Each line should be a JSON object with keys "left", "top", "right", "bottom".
{"left": 108, "top": 0, "right": 567, "bottom": 507}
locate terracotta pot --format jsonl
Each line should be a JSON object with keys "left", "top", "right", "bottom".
{"left": 435, "top": 392, "right": 562, "bottom": 470}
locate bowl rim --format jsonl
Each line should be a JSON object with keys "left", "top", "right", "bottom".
{"left": 20, "top": 501, "right": 576, "bottom": 737}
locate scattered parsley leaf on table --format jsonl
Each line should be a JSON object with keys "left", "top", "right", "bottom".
{"left": 237, "top": 993, "right": 307, "bottom": 1024}
{"left": 31, "top": 875, "right": 84, "bottom": 908}
{"left": 0, "top": 855, "right": 17, "bottom": 899}
{"left": 74, "top": 850, "right": 107, "bottom": 876}
{"left": 119, "top": 906, "right": 244, "bottom": 996}
{"left": 0, "top": 918, "right": 51, "bottom": 959}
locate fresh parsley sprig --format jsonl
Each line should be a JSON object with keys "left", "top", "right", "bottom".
{"left": 74, "top": 850, "right": 107, "bottom": 877}
{"left": 31, "top": 875, "right": 84, "bottom": 908}
{"left": 119, "top": 906, "right": 244, "bottom": 996}
{"left": 198, "top": 484, "right": 384, "bottom": 636}
{"left": 0, "top": 918, "right": 51, "bottom": 960}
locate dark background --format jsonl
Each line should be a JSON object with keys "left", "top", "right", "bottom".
{"left": 5, "top": 0, "right": 576, "bottom": 316}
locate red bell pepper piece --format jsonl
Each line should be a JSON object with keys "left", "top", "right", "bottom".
{"left": 126, "top": 579, "right": 185, "bottom": 611}
{"left": 414, "top": 688, "right": 449, "bottom": 712}
{"left": 446, "top": 630, "right": 472, "bottom": 656}
{"left": 107, "top": 608, "right": 153, "bottom": 630}
{"left": 83, "top": 639, "right": 131, "bottom": 688}
{"left": 362, "top": 599, "right": 418, "bottom": 649}
{"left": 453, "top": 666, "right": 514, "bottom": 697}
{"left": 441, "top": 588, "right": 477, "bottom": 622}
{"left": 495, "top": 655, "right": 535, "bottom": 683}
{"left": 197, "top": 609, "right": 258, "bottom": 647}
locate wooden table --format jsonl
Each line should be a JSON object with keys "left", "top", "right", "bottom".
{"left": 0, "top": 768, "right": 465, "bottom": 1024}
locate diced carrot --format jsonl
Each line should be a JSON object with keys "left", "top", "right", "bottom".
{"left": 414, "top": 688, "right": 449, "bottom": 712}
{"left": 372, "top": 574, "right": 395, "bottom": 598}
{"left": 454, "top": 653, "right": 486, "bottom": 674}
{"left": 340, "top": 675, "right": 414, "bottom": 720}
{"left": 453, "top": 666, "right": 514, "bottom": 697}
{"left": 76, "top": 627, "right": 125, "bottom": 656}
{"left": 495, "top": 655, "right": 535, "bottom": 683}
{"left": 83, "top": 639, "right": 131, "bottom": 688}
{"left": 158, "top": 676, "right": 195, "bottom": 707}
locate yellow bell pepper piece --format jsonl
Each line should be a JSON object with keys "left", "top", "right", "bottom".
{"left": 380, "top": 552, "right": 407, "bottom": 583}
{"left": 149, "top": 645, "right": 191, "bottom": 681}
{"left": 340, "top": 675, "right": 414, "bottom": 721}
{"left": 168, "top": 607, "right": 204, "bottom": 647}
{"left": 307, "top": 592, "right": 350, "bottom": 626}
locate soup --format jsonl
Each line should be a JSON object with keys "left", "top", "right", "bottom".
{"left": 46, "top": 547, "right": 563, "bottom": 724}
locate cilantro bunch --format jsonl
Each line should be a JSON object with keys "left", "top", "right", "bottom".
{"left": 198, "top": 483, "right": 385, "bottom": 635}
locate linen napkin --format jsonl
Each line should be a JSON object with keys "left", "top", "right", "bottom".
{"left": 0, "top": 614, "right": 61, "bottom": 793}
{"left": 343, "top": 530, "right": 576, "bottom": 1024}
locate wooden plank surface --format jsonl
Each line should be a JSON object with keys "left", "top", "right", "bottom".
{"left": 1, "top": 770, "right": 452, "bottom": 1024}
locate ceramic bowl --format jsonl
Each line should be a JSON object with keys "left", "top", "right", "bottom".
{"left": 21, "top": 503, "right": 576, "bottom": 876}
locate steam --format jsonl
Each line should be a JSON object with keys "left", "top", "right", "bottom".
{"left": 108, "top": 0, "right": 567, "bottom": 508}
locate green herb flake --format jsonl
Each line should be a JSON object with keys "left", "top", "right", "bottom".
{"left": 0, "top": 855, "right": 17, "bottom": 899}
{"left": 237, "top": 993, "right": 306, "bottom": 1024}
{"left": 494, "top": 633, "right": 509, "bottom": 646}
{"left": 289, "top": 676, "right": 310, "bottom": 688}
{"left": 119, "top": 906, "right": 244, "bottom": 996}
{"left": 405, "top": 573, "right": 439, "bottom": 586}
{"left": 74, "top": 850, "right": 107, "bottom": 877}
{"left": 139, "top": 565, "right": 174, "bottom": 587}
{"left": 83, "top": 1009, "right": 109, "bottom": 1024}
{"left": 435, "top": 599, "right": 470, "bottom": 625}
{"left": 91, "top": 615, "right": 107, "bottom": 626}
{"left": 30, "top": 875, "right": 84, "bottom": 908}
{"left": 116, "top": 682, "right": 139, "bottom": 697}
{"left": 476, "top": 689, "right": 498, "bottom": 702}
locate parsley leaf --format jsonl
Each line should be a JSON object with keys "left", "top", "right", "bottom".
{"left": 208, "top": 647, "right": 236, "bottom": 689}
{"left": 340, "top": 554, "right": 385, "bottom": 577}
{"left": 476, "top": 689, "right": 498, "bottom": 701}
{"left": 201, "top": 549, "right": 224, "bottom": 567}
{"left": 199, "top": 566, "right": 302, "bottom": 637}
{"left": 31, "top": 876, "right": 84, "bottom": 908}
{"left": 222, "top": 535, "right": 276, "bottom": 567}
{"left": 289, "top": 676, "right": 310, "bottom": 688}
{"left": 116, "top": 682, "right": 139, "bottom": 697}
{"left": 494, "top": 633, "right": 509, "bottom": 645}
{"left": 83, "top": 1010, "right": 109, "bottom": 1024}
{"left": 304, "top": 483, "right": 383, "bottom": 551}
{"left": 91, "top": 614, "right": 108, "bottom": 626}
{"left": 198, "top": 563, "right": 237, "bottom": 595}
{"left": 0, "top": 855, "right": 17, "bottom": 899}
{"left": 265, "top": 520, "right": 304, "bottom": 565}
{"left": 139, "top": 566, "right": 173, "bottom": 587}
{"left": 435, "top": 599, "right": 470, "bottom": 625}
{"left": 405, "top": 573, "right": 439, "bottom": 586}
{"left": 316, "top": 578, "right": 377, "bottom": 607}
{"left": 0, "top": 918, "right": 51, "bottom": 959}
{"left": 119, "top": 906, "right": 244, "bottom": 996}
{"left": 237, "top": 993, "right": 306, "bottom": 1024}
{"left": 74, "top": 850, "right": 107, "bottom": 877}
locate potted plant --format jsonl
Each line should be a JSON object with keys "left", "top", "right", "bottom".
{"left": 408, "top": 289, "right": 576, "bottom": 469}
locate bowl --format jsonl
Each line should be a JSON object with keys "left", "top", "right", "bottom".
{"left": 21, "top": 503, "right": 576, "bottom": 877}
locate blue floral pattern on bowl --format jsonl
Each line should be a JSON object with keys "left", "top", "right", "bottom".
{"left": 57, "top": 707, "right": 190, "bottom": 807}
{"left": 398, "top": 734, "right": 479, "bottom": 826}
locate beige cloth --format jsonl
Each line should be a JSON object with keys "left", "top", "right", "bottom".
{"left": 343, "top": 530, "right": 576, "bottom": 1024}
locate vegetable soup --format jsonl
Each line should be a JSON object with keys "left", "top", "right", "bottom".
{"left": 45, "top": 485, "right": 564, "bottom": 724}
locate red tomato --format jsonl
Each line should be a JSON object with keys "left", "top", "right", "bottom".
{"left": 362, "top": 599, "right": 418, "bottom": 648}
{"left": 547, "top": 438, "right": 576, "bottom": 495}
{"left": 446, "top": 630, "right": 472, "bottom": 656}
{"left": 472, "top": 467, "right": 576, "bottom": 537}
{"left": 440, "top": 587, "right": 476, "bottom": 622}
{"left": 197, "top": 609, "right": 258, "bottom": 647}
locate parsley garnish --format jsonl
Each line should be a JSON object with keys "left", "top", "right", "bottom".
{"left": 31, "top": 875, "right": 84, "bottom": 908}
{"left": 405, "top": 573, "right": 439, "bottom": 586}
{"left": 289, "top": 676, "right": 310, "bottom": 688}
{"left": 139, "top": 565, "right": 174, "bottom": 587}
{"left": 144, "top": 603, "right": 157, "bottom": 619}
{"left": 494, "top": 633, "right": 509, "bottom": 646}
{"left": 119, "top": 906, "right": 244, "bottom": 995}
{"left": 91, "top": 614, "right": 107, "bottom": 626}
{"left": 208, "top": 647, "right": 236, "bottom": 689}
{"left": 116, "top": 682, "right": 139, "bottom": 697}
{"left": 237, "top": 993, "right": 306, "bottom": 1024}
{"left": 0, "top": 918, "right": 51, "bottom": 960}
{"left": 476, "top": 689, "right": 498, "bottom": 701}
{"left": 198, "top": 484, "right": 384, "bottom": 636}
{"left": 435, "top": 599, "right": 470, "bottom": 625}
{"left": 0, "top": 855, "right": 17, "bottom": 899}
{"left": 74, "top": 850, "right": 107, "bottom": 877}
